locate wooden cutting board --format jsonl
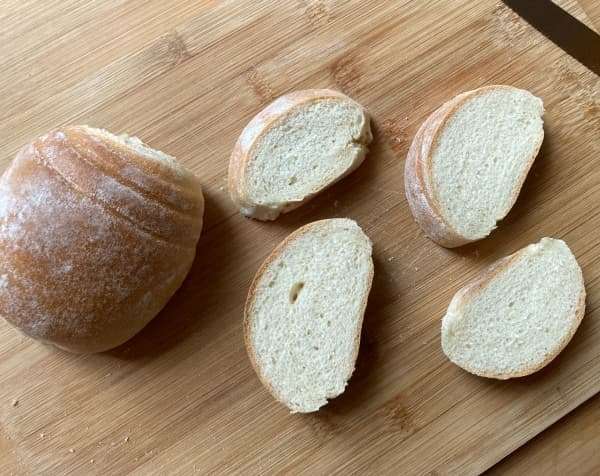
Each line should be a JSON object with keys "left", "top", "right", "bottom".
{"left": 1, "top": 1, "right": 598, "bottom": 474}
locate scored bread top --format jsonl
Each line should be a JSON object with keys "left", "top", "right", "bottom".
{"left": 405, "top": 85, "right": 544, "bottom": 248}
{"left": 0, "top": 126, "right": 204, "bottom": 352}
{"left": 244, "top": 218, "right": 374, "bottom": 412}
{"left": 229, "top": 89, "right": 372, "bottom": 220}
{"left": 442, "top": 238, "right": 585, "bottom": 379}
{"left": 54, "top": 126, "right": 204, "bottom": 246}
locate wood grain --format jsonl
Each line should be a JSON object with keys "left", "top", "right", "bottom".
{"left": 485, "top": 2, "right": 600, "bottom": 474}
{"left": 578, "top": 0, "right": 600, "bottom": 29}
{"left": 489, "top": 393, "right": 600, "bottom": 475}
{"left": 0, "top": 1, "right": 598, "bottom": 474}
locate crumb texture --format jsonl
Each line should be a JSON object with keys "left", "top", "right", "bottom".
{"left": 247, "top": 218, "right": 373, "bottom": 412}
{"left": 245, "top": 97, "right": 369, "bottom": 207}
{"left": 431, "top": 87, "right": 544, "bottom": 240}
{"left": 442, "top": 238, "right": 585, "bottom": 378}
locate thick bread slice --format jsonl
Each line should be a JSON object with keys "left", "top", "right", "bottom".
{"left": 442, "top": 238, "right": 586, "bottom": 379}
{"left": 244, "top": 218, "right": 374, "bottom": 412}
{"left": 229, "top": 89, "right": 372, "bottom": 220}
{"left": 405, "top": 85, "right": 545, "bottom": 248}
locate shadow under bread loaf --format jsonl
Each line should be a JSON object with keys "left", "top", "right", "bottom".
{"left": 0, "top": 126, "right": 204, "bottom": 353}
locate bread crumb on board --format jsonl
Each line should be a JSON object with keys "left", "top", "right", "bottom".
{"left": 39, "top": 433, "right": 45, "bottom": 439}
{"left": 68, "top": 449, "right": 74, "bottom": 454}
{"left": 11, "top": 399, "right": 19, "bottom": 407}
{"left": 124, "top": 436, "right": 130, "bottom": 443}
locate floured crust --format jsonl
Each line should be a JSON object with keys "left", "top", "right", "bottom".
{"left": 243, "top": 219, "right": 374, "bottom": 412}
{"left": 404, "top": 85, "right": 544, "bottom": 248}
{"left": 442, "top": 242, "right": 586, "bottom": 379}
{"left": 0, "top": 126, "right": 205, "bottom": 353}
{"left": 229, "top": 89, "right": 372, "bottom": 220}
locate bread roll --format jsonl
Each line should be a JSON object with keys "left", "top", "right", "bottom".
{"left": 0, "top": 126, "right": 204, "bottom": 353}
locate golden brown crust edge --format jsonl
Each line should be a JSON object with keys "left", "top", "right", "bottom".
{"left": 404, "top": 98, "right": 469, "bottom": 247}
{"left": 229, "top": 89, "right": 372, "bottom": 221}
{"left": 0, "top": 127, "right": 204, "bottom": 353}
{"left": 243, "top": 219, "right": 374, "bottom": 412}
{"left": 405, "top": 85, "right": 544, "bottom": 248}
{"left": 442, "top": 243, "right": 586, "bottom": 379}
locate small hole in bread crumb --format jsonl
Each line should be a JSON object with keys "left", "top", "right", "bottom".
{"left": 289, "top": 282, "right": 304, "bottom": 303}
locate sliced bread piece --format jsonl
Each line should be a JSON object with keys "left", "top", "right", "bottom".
{"left": 405, "top": 85, "right": 545, "bottom": 247}
{"left": 442, "top": 238, "right": 585, "bottom": 379}
{"left": 244, "top": 218, "right": 374, "bottom": 412}
{"left": 229, "top": 89, "right": 372, "bottom": 220}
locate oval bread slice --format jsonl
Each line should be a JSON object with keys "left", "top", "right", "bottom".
{"left": 229, "top": 89, "right": 372, "bottom": 220}
{"left": 405, "top": 85, "right": 545, "bottom": 247}
{"left": 442, "top": 238, "right": 585, "bottom": 379}
{"left": 244, "top": 218, "right": 374, "bottom": 412}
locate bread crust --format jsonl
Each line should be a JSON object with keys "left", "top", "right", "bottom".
{"left": 0, "top": 127, "right": 204, "bottom": 353}
{"left": 229, "top": 89, "right": 372, "bottom": 220}
{"left": 243, "top": 219, "right": 374, "bottom": 412}
{"left": 442, "top": 240, "right": 586, "bottom": 379}
{"left": 405, "top": 85, "right": 544, "bottom": 248}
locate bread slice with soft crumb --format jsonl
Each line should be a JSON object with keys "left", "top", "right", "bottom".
{"left": 244, "top": 218, "right": 374, "bottom": 412}
{"left": 405, "top": 85, "right": 545, "bottom": 248}
{"left": 442, "top": 238, "right": 585, "bottom": 379}
{"left": 229, "top": 89, "right": 372, "bottom": 221}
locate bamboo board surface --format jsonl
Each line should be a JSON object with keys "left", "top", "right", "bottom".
{"left": 0, "top": 1, "right": 599, "bottom": 474}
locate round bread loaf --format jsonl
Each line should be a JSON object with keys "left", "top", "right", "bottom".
{"left": 0, "top": 126, "right": 204, "bottom": 353}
